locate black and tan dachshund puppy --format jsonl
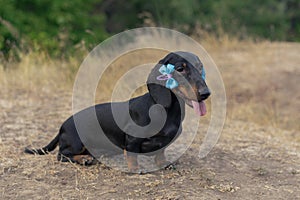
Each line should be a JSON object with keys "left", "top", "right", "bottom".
{"left": 25, "top": 51, "right": 211, "bottom": 171}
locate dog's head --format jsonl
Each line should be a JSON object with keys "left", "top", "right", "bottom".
{"left": 147, "top": 51, "right": 210, "bottom": 116}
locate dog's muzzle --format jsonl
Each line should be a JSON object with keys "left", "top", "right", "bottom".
{"left": 199, "top": 88, "right": 211, "bottom": 101}
{"left": 190, "top": 87, "right": 210, "bottom": 116}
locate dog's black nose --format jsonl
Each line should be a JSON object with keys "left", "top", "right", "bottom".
{"left": 199, "top": 88, "right": 211, "bottom": 101}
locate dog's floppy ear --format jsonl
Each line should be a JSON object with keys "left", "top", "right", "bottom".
{"left": 147, "top": 83, "right": 172, "bottom": 108}
{"left": 158, "top": 52, "right": 176, "bottom": 65}
{"left": 147, "top": 54, "right": 174, "bottom": 108}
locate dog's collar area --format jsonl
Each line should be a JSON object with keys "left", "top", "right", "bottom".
{"left": 201, "top": 67, "right": 206, "bottom": 80}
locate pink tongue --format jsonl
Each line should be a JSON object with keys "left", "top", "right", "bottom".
{"left": 192, "top": 101, "right": 207, "bottom": 116}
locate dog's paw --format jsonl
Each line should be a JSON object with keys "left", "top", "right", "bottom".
{"left": 73, "top": 155, "right": 96, "bottom": 166}
{"left": 155, "top": 157, "right": 172, "bottom": 168}
{"left": 164, "top": 162, "right": 177, "bottom": 170}
{"left": 127, "top": 166, "right": 140, "bottom": 174}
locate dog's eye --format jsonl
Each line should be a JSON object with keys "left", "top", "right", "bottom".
{"left": 176, "top": 67, "right": 184, "bottom": 72}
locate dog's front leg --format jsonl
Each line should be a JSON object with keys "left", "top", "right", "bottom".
{"left": 124, "top": 135, "right": 142, "bottom": 172}
{"left": 124, "top": 150, "right": 139, "bottom": 172}
{"left": 154, "top": 150, "right": 168, "bottom": 167}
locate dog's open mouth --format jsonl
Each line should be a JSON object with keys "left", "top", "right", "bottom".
{"left": 175, "top": 90, "right": 207, "bottom": 116}
{"left": 185, "top": 100, "right": 207, "bottom": 116}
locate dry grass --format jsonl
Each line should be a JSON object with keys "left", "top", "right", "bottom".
{"left": 210, "top": 40, "right": 300, "bottom": 131}
{"left": 0, "top": 35, "right": 300, "bottom": 199}
{"left": 1, "top": 36, "right": 299, "bottom": 131}
{"left": 0, "top": 51, "right": 79, "bottom": 93}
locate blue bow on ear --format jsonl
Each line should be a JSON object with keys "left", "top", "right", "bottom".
{"left": 156, "top": 64, "right": 179, "bottom": 89}
{"left": 202, "top": 67, "right": 206, "bottom": 80}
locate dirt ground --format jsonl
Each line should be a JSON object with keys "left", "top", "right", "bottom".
{"left": 1, "top": 41, "right": 300, "bottom": 199}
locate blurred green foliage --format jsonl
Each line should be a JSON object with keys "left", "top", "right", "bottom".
{"left": 104, "top": 0, "right": 299, "bottom": 41}
{"left": 0, "top": 0, "right": 299, "bottom": 60}
{"left": 0, "top": 0, "right": 107, "bottom": 59}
